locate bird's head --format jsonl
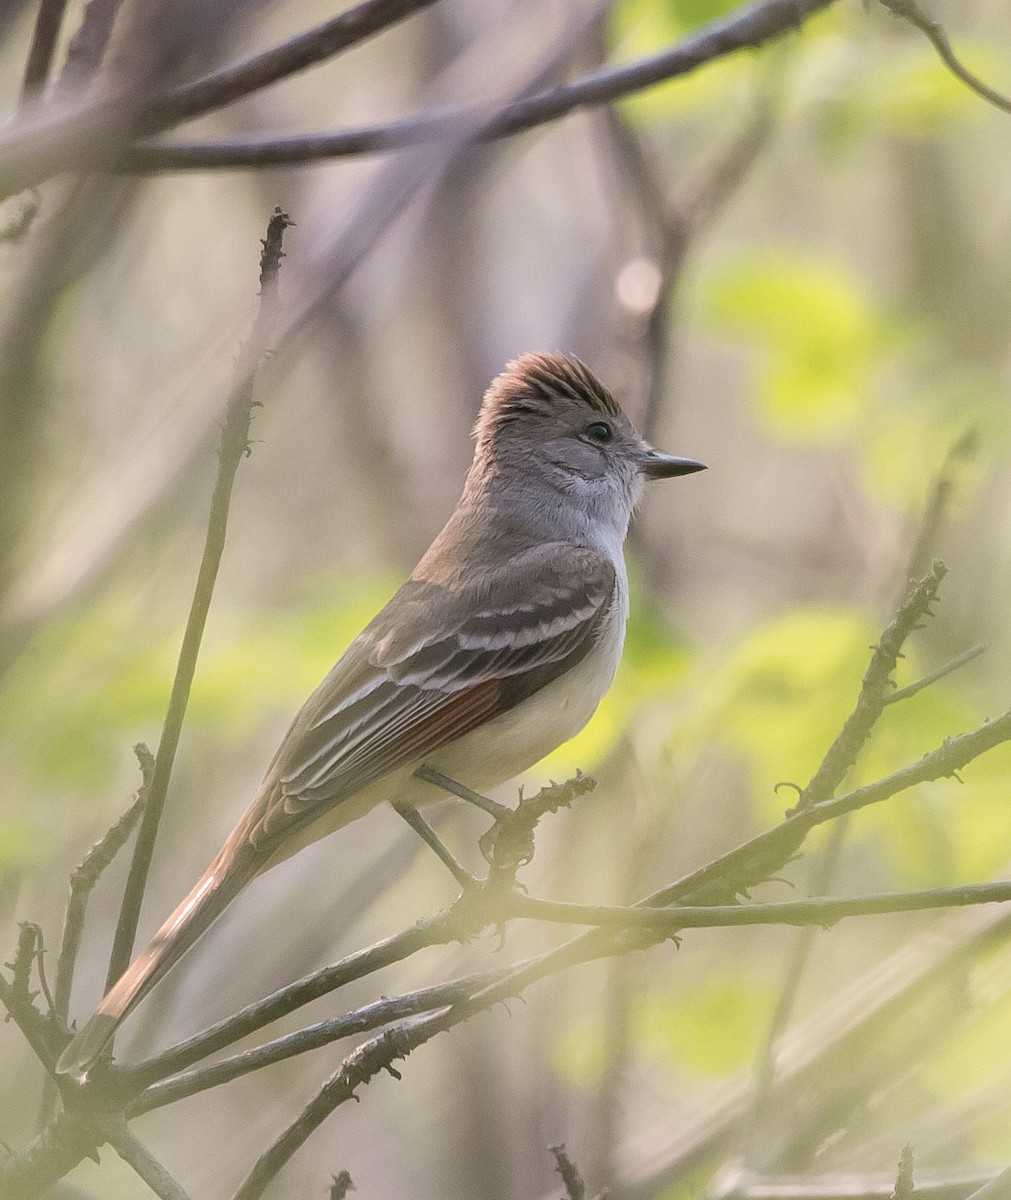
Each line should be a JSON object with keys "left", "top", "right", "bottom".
{"left": 470, "top": 352, "right": 705, "bottom": 536}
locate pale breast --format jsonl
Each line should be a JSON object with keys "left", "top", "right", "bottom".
{"left": 421, "top": 565, "right": 628, "bottom": 794}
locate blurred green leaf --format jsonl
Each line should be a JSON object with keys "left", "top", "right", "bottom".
{"left": 696, "top": 606, "right": 876, "bottom": 818}
{"left": 798, "top": 40, "right": 999, "bottom": 150}
{"left": 635, "top": 972, "right": 777, "bottom": 1076}
{"left": 704, "top": 250, "right": 884, "bottom": 443}
{"left": 923, "top": 962, "right": 1011, "bottom": 1100}
{"left": 0, "top": 571, "right": 398, "bottom": 804}
{"left": 550, "top": 1012, "right": 611, "bottom": 1088}
{"left": 607, "top": 0, "right": 755, "bottom": 123}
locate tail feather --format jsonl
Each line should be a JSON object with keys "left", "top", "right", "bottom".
{"left": 56, "top": 853, "right": 254, "bottom": 1081}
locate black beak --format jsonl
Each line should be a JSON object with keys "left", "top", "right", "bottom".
{"left": 641, "top": 450, "right": 707, "bottom": 481}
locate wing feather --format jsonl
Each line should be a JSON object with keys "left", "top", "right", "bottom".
{"left": 250, "top": 543, "right": 616, "bottom": 849}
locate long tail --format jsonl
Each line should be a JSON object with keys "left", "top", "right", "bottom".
{"left": 56, "top": 846, "right": 257, "bottom": 1082}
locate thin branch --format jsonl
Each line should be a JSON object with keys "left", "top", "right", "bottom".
{"left": 884, "top": 643, "right": 986, "bottom": 706}
{"left": 56, "top": 0, "right": 126, "bottom": 94}
{"left": 647, "top": 703, "right": 1011, "bottom": 911}
{"left": 617, "top": 904, "right": 1011, "bottom": 1199}
{"left": 132, "top": 702, "right": 1011, "bottom": 1095}
{"left": 551, "top": 1144, "right": 587, "bottom": 1200}
{"left": 702, "top": 1168, "right": 995, "bottom": 1200}
{"left": 892, "top": 1145, "right": 915, "bottom": 1200}
{"left": 0, "top": 961, "right": 59, "bottom": 1072}
{"left": 105, "top": 1120, "right": 193, "bottom": 1200}
{"left": 503, "top": 880, "right": 1011, "bottom": 930}
{"left": 878, "top": 0, "right": 1011, "bottom": 116}
{"left": 184, "top": 701, "right": 1011, "bottom": 1198}
{"left": 905, "top": 428, "right": 977, "bottom": 583}
{"left": 104, "top": 208, "right": 294, "bottom": 991}
{"left": 330, "top": 1172, "right": 354, "bottom": 1200}
{"left": 121, "top": 0, "right": 837, "bottom": 172}
{"left": 792, "top": 562, "right": 947, "bottom": 812}
{"left": 120, "top": 911, "right": 457, "bottom": 1088}
{"left": 131, "top": 974, "right": 504, "bottom": 1112}
{"left": 741, "top": 456, "right": 970, "bottom": 1158}
{"left": 54, "top": 744, "right": 153, "bottom": 1025}
{"left": 144, "top": 0, "right": 441, "bottom": 130}
{"left": 964, "top": 1165, "right": 1011, "bottom": 1200}
{"left": 0, "top": 1109, "right": 102, "bottom": 1200}
{"left": 20, "top": 0, "right": 71, "bottom": 101}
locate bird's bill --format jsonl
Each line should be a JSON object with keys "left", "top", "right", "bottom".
{"left": 640, "top": 450, "right": 707, "bottom": 480}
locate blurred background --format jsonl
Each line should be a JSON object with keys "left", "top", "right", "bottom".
{"left": 1, "top": 0, "right": 1011, "bottom": 1197}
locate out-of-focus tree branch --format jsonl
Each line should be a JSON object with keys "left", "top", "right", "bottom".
{"left": 878, "top": 0, "right": 1011, "bottom": 115}
{"left": 19, "top": 0, "right": 71, "bottom": 101}
{"left": 144, "top": 0, "right": 442, "bottom": 129}
{"left": 121, "top": 0, "right": 833, "bottom": 172}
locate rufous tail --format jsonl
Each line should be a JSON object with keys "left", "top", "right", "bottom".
{"left": 56, "top": 849, "right": 256, "bottom": 1082}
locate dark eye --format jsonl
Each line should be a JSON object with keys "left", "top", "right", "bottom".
{"left": 583, "top": 421, "right": 613, "bottom": 445}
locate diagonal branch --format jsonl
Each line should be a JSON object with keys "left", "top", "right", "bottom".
{"left": 130, "top": 974, "right": 506, "bottom": 1112}
{"left": 792, "top": 562, "right": 947, "bottom": 811}
{"left": 143, "top": 0, "right": 441, "bottom": 130}
{"left": 54, "top": 744, "right": 154, "bottom": 1025}
{"left": 103, "top": 207, "right": 294, "bottom": 991}
{"left": 20, "top": 0, "right": 71, "bottom": 101}
{"left": 878, "top": 0, "right": 1011, "bottom": 116}
{"left": 105, "top": 1119, "right": 193, "bottom": 1200}
{"left": 121, "top": 0, "right": 837, "bottom": 172}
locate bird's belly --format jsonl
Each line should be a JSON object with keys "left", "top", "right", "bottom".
{"left": 424, "top": 624, "right": 624, "bottom": 796}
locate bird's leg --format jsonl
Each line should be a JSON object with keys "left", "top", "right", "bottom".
{"left": 392, "top": 801, "right": 477, "bottom": 889}
{"left": 413, "top": 765, "right": 511, "bottom": 819}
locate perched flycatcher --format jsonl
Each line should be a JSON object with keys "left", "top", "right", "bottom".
{"left": 57, "top": 352, "right": 704, "bottom": 1080}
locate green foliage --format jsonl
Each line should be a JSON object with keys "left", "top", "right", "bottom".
{"left": 0, "top": 572, "right": 398, "bottom": 870}
{"left": 797, "top": 38, "right": 999, "bottom": 150}
{"left": 704, "top": 250, "right": 885, "bottom": 443}
{"left": 551, "top": 969, "right": 776, "bottom": 1087}
{"left": 607, "top": 0, "right": 759, "bottom": 123}
{"left": 634, "top": 971, "right": 777, "bottom": 1076}
{"left": 691, "top": 605, "right": 877, "bottom": 818}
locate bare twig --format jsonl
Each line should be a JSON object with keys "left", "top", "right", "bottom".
{"left": 878, "top": 0, "right": 1011, "bottom": 116}
{"left": 0, "top": 0, "right": 832, "bottom": 199}
{"left": 0, "top": 1109, "right": 101, "bottom": 1200}
{"left": 905, "top": 429, "right": 977, "bottom": 583}
{"left": 330, "top": 1171, "right": 355, "bottom": 1200}
{"left": 104, "top": 208, "right": 293, "bottom": 991}
{"left": 647, "top": 702, "right": 1011, "bottom": 911}
{"left": 892, "top": 1145, "right": 915, "bottom": 1200}
{"left": 695, "top": 1168, "right": 993, "bottom": 1200}
{"left": 130, "top": 701, "right": 1011, "bottom": 1088}
{"left": 105, "top": 1119, "right": 193, "bottom": 1200}
{"left": 130, "top": 975, "right": 503, "bottom": 1112}
{"left": 122, "top": 0, "right": 836, "bottom": 172}
{"left": 20, "top": 0, "right": 71, "bottom": 101}
{"left": 551, "top": 1144, "right": 587, "bottom": 1200}
{"left": 57, "top": 0, "right": 126, "bottom": 94}
{"left": 120, "top": 911, "right": 458, "bottom": 1087}
{"left": 54, "top": 744, "right": 154, "bottom": 1025}
{"left": 964, "top": 1164, "right": 1011, "bottom": 1200}
{"left": 145, "top": 0, "right": 441, "bottom": 130}
{"left": 504, "top": 880, "right": 1011, "bottom": 931}
{"left": 791, "top": 562, "right": 947, "bottom": 812}
{"left": 884, "top": 643, "right": 986, "bottom": 706}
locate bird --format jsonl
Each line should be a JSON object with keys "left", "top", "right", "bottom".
{"left": 56, "top": 352, "right": 705, "bottom": 1081}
